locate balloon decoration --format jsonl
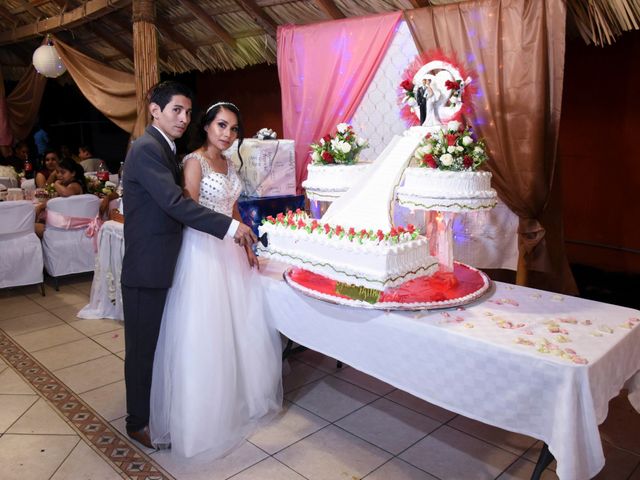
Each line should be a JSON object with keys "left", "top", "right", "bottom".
{"left": 32, "top": 37, "right": 66, "bottom": 78}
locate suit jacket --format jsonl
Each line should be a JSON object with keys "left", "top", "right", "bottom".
{"left": 121, "top": 126, "right": 233, "bottom": 288}
{"left": 417, "top": 86, "right": 426, "bottom": 106}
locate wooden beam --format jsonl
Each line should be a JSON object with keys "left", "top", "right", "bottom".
{"left": 314, "top": 0, "right": 345, "bottom": 19}
{"left": 55, "top": 29, "right": 108, "bottom": 62}
{"left": 16, "top": 0, "right": 43, "bottom": 20}
{"left": 0, "top": 0, "right": 132, "bottom": 45}
{"left": 0, "top": 5, "right": 17, "bottom": 25}
{"left": 180, "top": 0, "right": 236, "bottom": 48}
{"left": 235, "top": 0, "right": 277, "bottom": 38}
{"left": 110, "top": 11, "right": 170, "bottom": 61}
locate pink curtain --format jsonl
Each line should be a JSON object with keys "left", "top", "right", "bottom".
{"left": 278, "top": 12, "right": 402, "bottom": 192}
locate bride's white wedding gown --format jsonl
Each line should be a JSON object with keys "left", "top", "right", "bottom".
{"left": 150, "top": 152, "right": 283, "bottom": 459}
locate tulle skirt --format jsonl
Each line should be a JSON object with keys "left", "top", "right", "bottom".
{"left": 150, "top": 227, "right": 283, "bottom": 459}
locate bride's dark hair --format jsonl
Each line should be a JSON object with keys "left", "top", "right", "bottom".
{"left": 191, "top": 102, "right": 245, "bottom": 170}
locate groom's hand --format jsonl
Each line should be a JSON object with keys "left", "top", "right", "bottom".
{"left": 234, "top": 222, "right": 257, "bottom": 247}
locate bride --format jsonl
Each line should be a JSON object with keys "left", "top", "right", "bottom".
{"left": 149, "top": 102, "right": 283, "bottom": 458}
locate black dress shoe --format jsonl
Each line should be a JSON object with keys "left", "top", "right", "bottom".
{"left": 126, "top": 425, "right": 154, "bottom": 449}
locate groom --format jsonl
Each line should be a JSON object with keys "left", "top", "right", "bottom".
{"left": 121, "top": 81, "right": 257, "bottom": 448}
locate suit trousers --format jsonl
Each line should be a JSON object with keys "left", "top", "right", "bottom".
{"left": 122, "top": 285, "right": 169, "bottom": 432}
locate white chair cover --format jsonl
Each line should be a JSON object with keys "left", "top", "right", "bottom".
{"left": 42, "top": 194, "right": 102, "bottom": 278}
{"left": 80, "top": 158, "right": 102, "bottom": 172}
{"left": 0, "top": 176, "right": 18, "bottom": 188}
{"left": 0, "top": 201, "right": 43, "bottom": 288}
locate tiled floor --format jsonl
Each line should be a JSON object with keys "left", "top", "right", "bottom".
{"left": 1, "top": 275, "right": 639, "bottom": 480}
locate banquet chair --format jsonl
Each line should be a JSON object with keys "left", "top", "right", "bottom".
{"left": 42, "top": 194, "right": 102, "bottom": 290}
{"left": 0, "top": 200, "right": 44, "bottom": 295}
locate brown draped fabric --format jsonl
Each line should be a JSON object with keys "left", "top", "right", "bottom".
{"left": 405, "top": 0, "right": 577, "bottom": 294}
{"left": 0, "top": 65, "right": 46, "bottom": 145}
{"left": 52, "top": 36, "right": 138, "bottom": 134}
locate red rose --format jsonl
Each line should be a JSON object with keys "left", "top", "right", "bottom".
{"left": 445, "top": 79, "right": 459, "bottom": 91}
{"left": 323, "top": 134, "right": 331, "bottom": 142}
{"left": 276, "top": 212, "right": 285, "bottom": 222}
{"left": 463, "top": 155, "right": 473, "bottom": 169}
{"left": 376, "top": 229, "right": 385, "bottom": 241}
{"left": 446, "top": 133, "right": 458, "bottom": 146}
{"left": 348, "top": 227, "right": 356, "bottom": 236}
{"left": 335, "top": 225, "right": 344, "bottom": 235}
{"left": 423, "top": 154, "right": 437, "bottom": 168}
{"left": 389, "top": 228, "right": 398, "bottom": 237}
{"left": 397, "top": 226, "right": 405, "bottom": 233}
{"left": 400, "top": 79, "right": 413, "bottom": 91}
{"left": 311, "top": 220, "right": 319, "bottom": 230}
{"left": 360, "top": 229, "right": 368, "bottom": 236}
{"left": 324, "top": 224, "right": 331, "bottom": 233}
{"left": 266, "top": 215, "right": 275, "bottom": 223}
{"left": 287, "top": 218, "right": 295, "bottom": 226}
{"left": 407, "top": 224, "right": 416, "bottom": 233}
{"left": 321, "top": 151, "right": 334, "bottom": 163}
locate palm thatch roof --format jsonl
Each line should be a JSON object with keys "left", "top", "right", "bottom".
{"left": 0, "top": 0, "right": 638, "bottom": 81}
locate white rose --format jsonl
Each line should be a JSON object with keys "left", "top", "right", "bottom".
{"left": 319, "top": 138, "right": 325, "bottom": 146}
{"left": 339, "top": 142, "right": 352, "bottom": 153}
{"left": 311, "top": 151, "right": 321, "bottom": 162}
{"left": 422, "top": 144, "right": 433, "bottom": 154}
{"left": 456, "top": 146, "right": 464, "bottom": 152}
{"left": 447, "top": 146, "right": 456, "bottom": 154}
{"left": 356, "top": 136, "right": 366, "bottom": 146}
{"left": 474, "top": 146, "right": 484, "bottom": 155}
{"left": 336, "top": 123, "right": 349, "bottom": 133}
{"left": 462, "top": 136, "right": 473, "bottom": 146}
{"left": 447, "top": 120, "right": 461, "bottom": 132}
{"left": 440, "top": 153, "right": 454, "bottom": 166}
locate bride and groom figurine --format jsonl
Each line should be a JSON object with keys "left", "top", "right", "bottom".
{"left": 416, "top": 76, "right": 443, "bottom": 127}
{"left": 121, "top": 81, "right": 282, "bottom": 458}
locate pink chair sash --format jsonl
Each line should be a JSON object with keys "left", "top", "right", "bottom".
{"left": 46, "top": 210, "right": 104, "bottom": 252}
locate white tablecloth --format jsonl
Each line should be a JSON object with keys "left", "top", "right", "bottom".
{"left": 77, "top": 220, "right": 124, "bottom": 320}
{"left": 259, "top": 261, "right": 640, "bottom": 480}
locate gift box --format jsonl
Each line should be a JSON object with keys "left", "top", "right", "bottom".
{"left": 238, "top": 194, "right": 305, "bottom": 236}
{"left": 229, "top": 139, "right": 296, "bottom": 198}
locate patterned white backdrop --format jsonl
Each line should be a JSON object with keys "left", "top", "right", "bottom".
{"left": 350, "top": 20, "right": 418, "bottom": 162}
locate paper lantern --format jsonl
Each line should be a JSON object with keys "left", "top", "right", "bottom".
{"left": 32, "top": 43, "right": 66, "bottom": 78}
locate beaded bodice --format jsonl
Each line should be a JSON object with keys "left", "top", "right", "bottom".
{"left": 182, "top": 152, "right": 242, "bottom": 216}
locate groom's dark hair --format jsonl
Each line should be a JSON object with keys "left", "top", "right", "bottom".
{"left": 148, "top": 81, "right": 194, "bottom": 111}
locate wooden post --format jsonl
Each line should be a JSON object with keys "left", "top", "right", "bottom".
{"left": 131, "top": 0, "right": 159, "bottom": 138}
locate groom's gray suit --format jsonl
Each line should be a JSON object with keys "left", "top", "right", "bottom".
{"left": 121, "top": 126, "right": 232, "bottom": 433}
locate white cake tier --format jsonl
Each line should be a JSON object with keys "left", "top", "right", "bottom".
{"left": 302, "top": 163, "right": 371, "bottom": 201}
{"left": 397, "top": 167, "right": 498, "bottom": 212}
{"left": 257, "top": 223, "right": 438, "bottom": 291}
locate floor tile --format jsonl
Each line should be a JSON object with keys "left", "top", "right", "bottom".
{"left": 333, "top": 367, "right": 396, "bottom": 395}
{"left": 364, "top": 458, "right": 438, "bottom": 479}
{"left": 449, "top": 415, "right": 537, "bottom": 455}
{"left": 0, "top": 394, "right": 38, "bottom": 432}
{"left": 54, "top": 355, "right": 124, "bottom": 394}
{"left": 33, "top": 338, "right": 111, "bottom": 371}
{"left": 228, "top": 456, "right": 306, "bottom": 479}
{"left": 593, "top": 442, "right": 640, "bottom": 479}
{"left": 50, "top": 440, "right": 123, "bottom": 480}
{"left": 282, "top": 359, "right": 327, "bottom": 393}
{"left": 0, "top": 434, "right": 79, "bottom": 480}
{"left": 27, "top": 285, "right": 89, "bottom": 310}
{"left": 79, "top": 380, "right": 127, "bottom": 421}
{"left": 275, "top": 425, "right": 392, "bottom": 480}
{"left": 66, "top": 318, "right": 124, "bottom": 336}
{"left": 6, "top": 398, "right": 75, "bottom": 435}
{"left": 291, "top": 349, "right": 346, "bottom": 373}
{"left": 385, "top": 389, "right": 457, "bottom": 423}
{"left": 0, "top": 310, "right": 64, "bottom": 336}
{"left": 151, "top": 440, "right": 267, "bottom": 480}
{"left": 285, "top": 375, "right": 378, "bottom": 422}
{"left": 522, "top": 442, "right": 557, "bottom": 471}
{"left": 110, "top": 416, "right": 155, "bottom": 455}
{"left": 599, "top": 391, "right": 640, "bottom": 455}
{"left": 12, "top": 324, "right": 85, "bottom": 352}
{"left": 336, "top": 397, "right": 441, "bottom": 454}
{"left": 91, "top": 328, "right": 125, "bottom": 353}
{"left": 400, "top": 425, "right": 518, "bottom": 479}
{"left": 249, "top": 401, "right": 329, "bottom": 454}
{"left": 48, "top": 304, "right": 87, "bottom": 323}
{"left": 497, "top": 458, "right": 558, "bottom": 480}
{"left": 0, "top": 297, "right": 46, "bottom": 321}
{"left": 0, "top": 368, "right": 37, "bottom": 394}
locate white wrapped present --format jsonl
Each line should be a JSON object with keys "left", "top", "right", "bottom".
{"left": 228, "top": 139, "right": 296, "bottom": 198}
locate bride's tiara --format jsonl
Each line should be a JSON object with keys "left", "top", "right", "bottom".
{"left": 206, "top": 102, "right": 238, "bottom": 114}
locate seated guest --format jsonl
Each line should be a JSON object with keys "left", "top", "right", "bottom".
{"left": 0, "top": 141, "right": 28, "bottom": 173}
{"left": 60, "top": 144, "right": 81, "bottom": 164}
{"left": 78, "top": 145, "right": 102, "bottom": 172}
{"left": 35, "top": 149, "right": 60, "bottom": 188}
{"left": 52, "top": 157, "right": 87, "bottom": 197}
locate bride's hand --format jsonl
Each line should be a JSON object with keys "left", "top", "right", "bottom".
{"left": 244, "top": 244, "right": 260, "bottom": 270}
